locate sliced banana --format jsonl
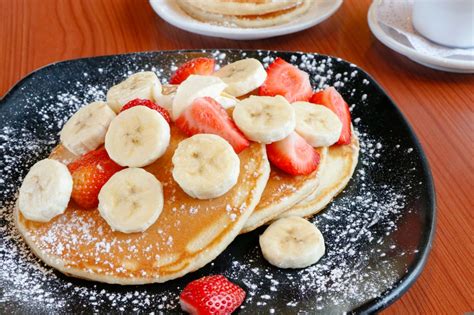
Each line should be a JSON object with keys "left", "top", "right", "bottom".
{"left": 259, "top": 216, "right": 325, "bottom": 269}
{"left": 107, "top": 71, "right": 161, "bottom": 113}
{"left": 172, "top": 75, "right": 227, "bottom": 120}
{"left": 153, "top": 84, "right": 178, "bottom": 112}
{"left": 232, "top": 95, "right": 296, "bottom": 144}
{"left": 215, "top": 92, "right": 238, "bottom": 109}
{"left": 213, "top": 58, "right": 267, "bottom": 97}
{"left": 172, "top": 134, "right": 240, "bottom": 199}
{"left": 98, "top": 168, "right": 164, "bottom": 233}
{"left": 293, "top": 102, "right": 343, "bottom": 147}
{"left": 18, "top": 159, "right": 73, "bottom": 222}
{"left": 105, "top": 106, "right": 170, "bottom": 167}
{"left": 60, "top": 101, "right": 116, "bottom": 156}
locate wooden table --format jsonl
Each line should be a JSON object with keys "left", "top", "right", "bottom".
{"left": 1, "top": 1, "right": 472, "bottom": 313}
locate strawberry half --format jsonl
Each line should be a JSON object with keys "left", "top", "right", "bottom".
{"left": 68, "top": 148, "right": 124, "bottom": 209}
{"left": 175, "top": 97, "right": 250, "bottom": 153}
{"left": 310, "top": 87, "right": 352, "bottom": 145}
{"left": 266, "top": 132, "right": 320, "bottom": 176}
{"left": 259, "top": 57, "right": 313, "bottom": 103}
{"left": 170, "top": 57, "right": 215, "bottom": 84}
{"left": 180, "top": 275, "right": 246, "bottom": 315}
{"left": 120, "top": 98, "right": 171, "bottom": 124}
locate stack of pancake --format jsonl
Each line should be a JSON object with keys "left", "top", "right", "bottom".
{"left": 15, "top": 123, "right": 358, "bottom": 284}
{"left": 176, "top": 0, "right": 313, "bottom": 28}
{"left": 15, "top": 83, "right": 359, "bottom": 285}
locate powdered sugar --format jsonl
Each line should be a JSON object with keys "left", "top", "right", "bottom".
{"left": 0, "top": 50, "right": 428, "bottom": 313}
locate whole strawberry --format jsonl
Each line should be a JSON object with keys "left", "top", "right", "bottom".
{"left": 180, "top": 275, "right": 246, "bottom": 315}
{"left": 68, "top": 148, "right": 124, "bottom": 209}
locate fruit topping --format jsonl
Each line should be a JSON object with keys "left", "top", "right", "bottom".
{"left": 310, "top": 87, "right": 352, "bottom": 145}
{"left": 180, "top": 275, "right": 246, "bottom": 315}
{"left": 176, "top": 97, "right": 250, "bottom": 153}
{"left": 170, "top": 57, "right": 216, "bottom": 85}
{"left": 266, "top": 132, "right": 320, "bottom": 176}
{"left": 259, "top": 57, "right": 312, "bottom": 103}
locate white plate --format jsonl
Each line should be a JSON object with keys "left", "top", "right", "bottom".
{"left": 367, "top": 1, "right": 474, "bottom": 73}
{"left": 149, "top": 0, "right": 342, "bottom": 40}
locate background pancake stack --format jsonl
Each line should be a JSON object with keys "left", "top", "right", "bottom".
{"left": 177, "top": 0, "right": 313, "bottom": 28}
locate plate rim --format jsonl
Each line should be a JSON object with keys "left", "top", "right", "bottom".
{"left": 367, "top": 1, "right": 474, "bottom": 73}
{"left": 0, "top": 49, "right": 437, "bottom": 313}
{"left": 148, "top": 0, "right": 343, "bottom": 40}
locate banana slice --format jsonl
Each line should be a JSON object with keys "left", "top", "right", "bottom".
{"left": 172, "top": 134, "right": 240, "bottom": 199}
{"left": 98, "top": 168, "right": 163, "bottom": 233}
{"left": 232, "top": 95, "right": 296, "bottom": 144}
{"left": 18, "top": 159, "right": 73, "bottom": 222}
{"left": 105, "top": 106, "right": 170, "bottom": 167}
{"left": 59, "top": 101, "right": 116, "bottom": 156}
{"left": 107, "top": 71, "right": 162, "bottom": 113}
{"left": 213, "top": 58, "right": 267, "bottom": 97}
{"left": 153, "top": 84, "right": 178, "bottom": 112}
{"left": 215, "top": 92, "right": 238, "bottom": 109}
{"left": 259, "top": 216, "right": 325, "bottom": 269}
{"left": 172, "top": 75, "right": 227, "bottom": 120}
{"left": 293, "top": 102, "right": 343, "bottom": 147}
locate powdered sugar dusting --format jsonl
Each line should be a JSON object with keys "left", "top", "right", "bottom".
{"left": 0, "top": 51, "right": 428, "bottom": 313}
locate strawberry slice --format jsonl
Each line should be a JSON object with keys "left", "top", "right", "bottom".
{"left": 68, "top": 148, "right": 124, "bottom": 209}
{"left": 180, "top": 275, "right": 246, "bottom": 315}
{"left": 266, "top": 132, "right": 320, "bottom": 176}
{"left": 175, "top": 97, "right": 250, "bottom": 153}
{"left": 120, "top": 98, "right": 171, "bottom": 123}
{"left": 170, "top": 57, "right": 215, "bottom": 84}
{"left": 259, "top": 57, "right": 313, "bottom": 103}
{"left": 310, "top": 87, "right": 352, "bottom": 145}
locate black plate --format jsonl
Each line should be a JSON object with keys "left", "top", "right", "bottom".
{"left": 0, "top": 50, "right": 435, "bottom": 314}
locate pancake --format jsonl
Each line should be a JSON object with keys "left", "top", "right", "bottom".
{"left": 15, "top": 126, "right": 270, "bottom": 284}
{"left": 279, "top": 132, "right": 359, "bottom": 219}
{"left": 241, "top": 146, "right": 328, "bottom": 233}
{"left": 177, "top": 0, "right": 313, "bottom": 28}
{"left": 187, "top": 0, "right": 302, "bottom": 16}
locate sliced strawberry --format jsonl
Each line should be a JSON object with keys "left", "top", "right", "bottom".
{"left": 266, "top": 132, "right": 320, "bottom": 176}
{"left": 180, "top": 275, "right": 246, "bottom": 315}
{"left": 175, "top": 97, "right": 250, "bottom": 153}
{"left": 170, "top": 57, "right": 215, "bottom": 84}
{"left": 68, "top": 148, "right": 124, "bottom": 209}
{"left": 310, "top": 87, "right": 352, "bottom": 145}
{"left": 259, "top": 57, "right": 313, "bottom": 103}
{"left": 120, "top": 98, "right": 171, "bottom": 123}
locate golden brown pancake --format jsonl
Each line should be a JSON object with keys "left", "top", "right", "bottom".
{"left": 279, "top": 133, "right": 359, "bottom": 219}
{"left": 15, "top": 126, "right": 270, "bottom": 284}
{"left": 184, "top": 0, "right": 302, "bottom": 16}
{"left": 242, "top": 146, "right": 327, "bottom": 233}
{"left": 177, "top": 0, "right": 312, "bottom": 28}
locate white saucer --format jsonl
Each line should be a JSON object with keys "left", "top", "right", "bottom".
{"left": 149, "top": 0, "right": 342, "bottom": 40}
{"left": 368, "top": 1, "right": 474, "bottom": 73}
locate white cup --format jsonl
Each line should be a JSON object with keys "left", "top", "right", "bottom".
{"left": 412, "top": 0, "right": 474, "bottom": 48}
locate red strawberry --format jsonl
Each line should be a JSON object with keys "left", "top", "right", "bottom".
{"left": 259, "top": 57, "right": 313, "bottom": 103}
{"left": 120, "top": 98, "right": 171, "bottom": 124}
{"left": 266, "top": 132, "right": 320, "bottom": 176}
{"left": 310, "top": 87, "right": 352, "bottom": 145}
{"left": 175, "top": 97, "right": 250, "bottom": 153}
{"left": 170, "top": 57, "right": 215, "bottom": 84}
{"left": 68, "top": 148, "right": 124, "bottom": 209}
{"left": 180, "top": 275, "right": 246, "bottom": 315}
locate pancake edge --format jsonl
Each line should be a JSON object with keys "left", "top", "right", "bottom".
{"left": 241, "top": 146, "right": 328, "bottom": 233}
{"left": 182, "top": 0, "right": 303, "bottom": 16}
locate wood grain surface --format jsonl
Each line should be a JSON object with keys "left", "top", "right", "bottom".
{"left": 1, "top": 1, "right": 472, "bottom": 313}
